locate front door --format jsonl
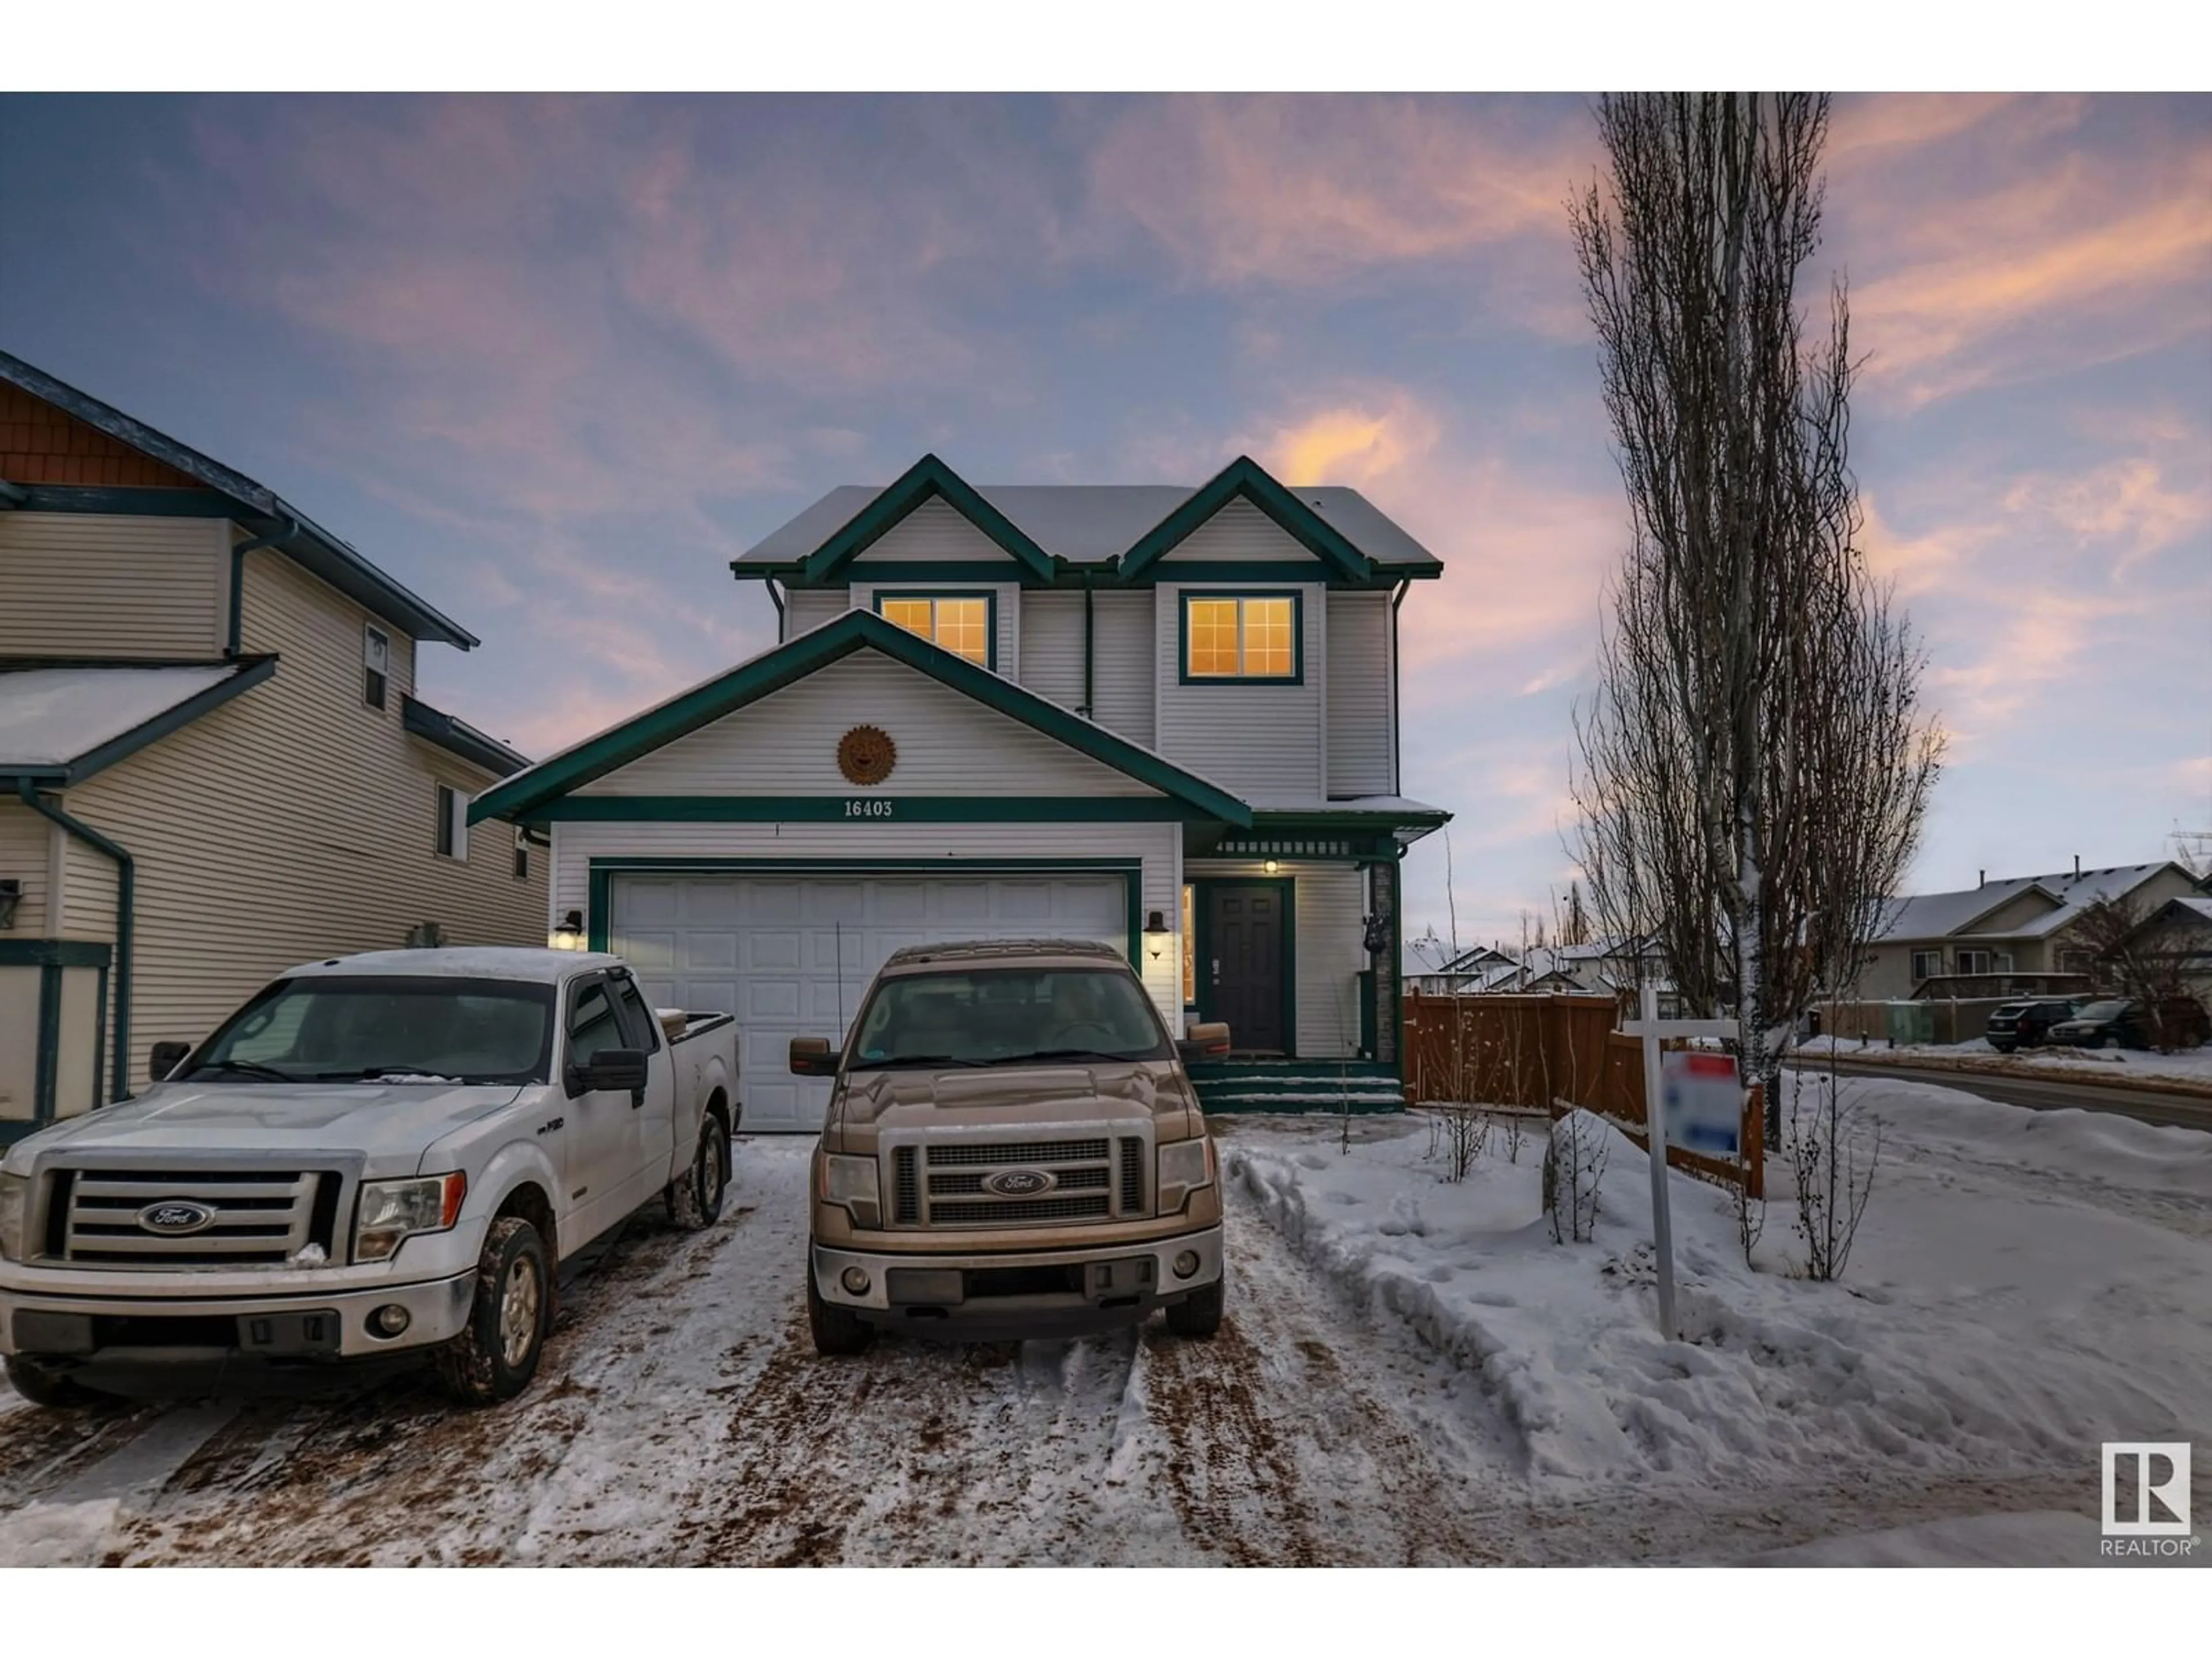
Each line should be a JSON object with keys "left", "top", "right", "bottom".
{"left": 1205, "top": 884, "right": 1287, "bottom": 1054}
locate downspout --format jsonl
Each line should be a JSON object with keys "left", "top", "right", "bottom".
{"left": 766, "top": 576, "right": 786, "bottom": 636}
{"left": 1081, "top": 568, "right": 1095, "bottom": 719}
{"left": 228, "top": 518, "right": 300, "bottom": 657}
{"left": 15, "top": 781, "right": 133, "bottom": 1104}
{"left": 1389, "top": 579, "right": 1409, "bottom": 794}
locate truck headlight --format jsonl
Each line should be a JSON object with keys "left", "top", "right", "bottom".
{"left": 820, "top": 1154, "right": 881, "bottom": 1229}
{"left": 0, "top": 1172, "right": 27, "bottom": 1263}
{"left": 354, "top": 1173, "right": 467, "bottom": 1263}
{"left": 1157, "top": 1136, "right": 1214, "bottom": 1213}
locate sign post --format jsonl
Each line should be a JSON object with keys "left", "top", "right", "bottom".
{"left": 1619, "top": 983, "right": 1741, "bottom": 1340}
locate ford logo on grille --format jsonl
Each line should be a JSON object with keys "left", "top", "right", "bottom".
{"left": 983, "top": 1168, "right": 1056, "bottom": 1198}
{"left": 138, "top": 1200, "right": 217, "bottom": 1236}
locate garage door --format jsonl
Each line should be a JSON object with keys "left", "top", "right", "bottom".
{"left": 608, "top": 873, "right": 1130, "bottom": 1132}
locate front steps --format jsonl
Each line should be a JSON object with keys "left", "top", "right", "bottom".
{"left": 1185, "top": 1058, "right": 1407, "bottom": 1116}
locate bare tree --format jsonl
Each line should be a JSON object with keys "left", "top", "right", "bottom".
{"left": 1787, "top": 1059, "right": 1880, "bottom": 1282}
{"left": 1566, "top": 93, "right": 1943, "bottom": 1134}
{"left": 2071, "top": 891, "right": 2203, "bottom": 1051}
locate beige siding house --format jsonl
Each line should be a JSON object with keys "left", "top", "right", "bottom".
{"left": 0, "top": 351, "right": 548, "bottom": 1138}
{"left": 472, "top": 454, "right": 1448, "bottom": 1129}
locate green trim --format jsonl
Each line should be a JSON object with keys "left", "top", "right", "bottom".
{"left": 1251, "top": 808, "right": 1452, "bottom": 832}
{"left": 12, "top": 656, "right": 278, "bottom": 786}
{"left": 1382, "top": 856, "right": 1403, "bottom": 1076}
{"left": 748, "top": 560, "right": 1422, "bottom": 592}
{"left": 401, "top": 693, "right": 532, "bottom": 778}
{"left": 33, "top": 963, "right": 60, "bottom": 1119}
{"left": 797, "top": 455, "right": 1057, "bottom": 583}
{"left": 93, "top": 964, "right": 109, "bottom": 1111}
{"left": 1190, "top": 877, "right": 1298, "bottom": 1057}
{"left": 806, "top": 561, "right": 1065, "bottom": 589}
{"left": 1176, "top": 590, "right": 1305, "bottom": 686}
{"left": 585, "top": 856, "right": 1146, "bottom": 965}
{"left": 536, "top": 796, "right": 1200, "bottom": 823}
{"left": 14, "top": 784, "right": 132, "bottom": 1103}
{"left": 470, "top": 610, "right": 1252, "bottom": 828}
{"left": 1121, "top": 456, "right": 1376, "bottom": 583}
{"left": 5, "top": 484, "right": 239, "bottom": 518}
{"left": 0, "top": 940, "right": 112, "bottom": 967}
{"left": 870, "top": 589, "right": 999, "bottom": 672}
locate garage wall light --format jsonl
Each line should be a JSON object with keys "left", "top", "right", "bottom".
{"left": 1143, "top": 909, "right": 1170, "bottom": 961}
{"left": 550, "top": 908, "right": 586, "bottom": 951}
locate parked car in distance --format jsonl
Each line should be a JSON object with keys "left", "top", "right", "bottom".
{"left": 0, "top": 949, "right": 738, "bottom": 1408}
{"left": 1984, "top": 997, "right": 2083, "bottom": 1052}
{"left": 791, "top": 938, "right": 1230, "bottom": 1355}
{"left": 2046, "top": 998, "right": 2151, "bottom": 1050}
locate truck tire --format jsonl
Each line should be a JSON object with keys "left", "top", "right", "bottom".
{"left": 667, "top": 1112, "right": 730, "bottom": 1231}
{"left": 4, "top": 1354, "right": 90, "bottom": 1409}
{"left": 1165, "top": 1279, "right": 1225, "bottom": 1340}
{"left": 434, "top": 1216, "right": 551, "bottom": 1406}
{"left": 806, "top": 1265, "right": 874, "bottom": 1357}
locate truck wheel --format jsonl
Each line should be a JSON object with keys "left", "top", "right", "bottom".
{"left": 4, "top": 1354, "right": 90, "bottom": 1409}
{"left": 806, "top": 1266, "right": 875, "bottom": 1357}
{"left": 1165, "top": 1279, "right": 1225, "bottom": 1340}
{"left": 668, "top": 1112, "right": 730, "bottom": 1231}
{"left": 434, "top": 1216, "right": 551, "bottom": 1406}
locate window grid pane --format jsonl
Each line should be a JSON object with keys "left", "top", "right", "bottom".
{"left": 1242, "top": 598, "right": 1293, "bottom": 677}
{"left": 881, "top": 598, "right": 935, "bottom": 641}
{"left": 937, "top": 598, "right": 989, "bottom": 665}
{"left": 1187, "top": 599, "right": 1241, "bottom": 676}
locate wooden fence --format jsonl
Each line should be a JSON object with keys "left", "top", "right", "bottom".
{"left": 1402, "top": 990, "right": 1764, "bottom": 1198}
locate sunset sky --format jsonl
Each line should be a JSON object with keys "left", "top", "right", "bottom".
{"left": 1, "top": 92, "right": 2205, "bottom": 944}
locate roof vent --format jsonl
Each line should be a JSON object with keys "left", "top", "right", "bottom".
{"left": 1978, "top": 869, "right": 1985, "bottom": 888}
{"left": 2074, "top": 854, "right": 2082, "bottom": 879}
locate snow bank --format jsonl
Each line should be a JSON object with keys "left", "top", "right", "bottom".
{"left": 1801, "top": 1034, "right": 2212, "bottom": 1089}
{"left": 1225, "top": 1090, "right": 2212, "bottom": 1491}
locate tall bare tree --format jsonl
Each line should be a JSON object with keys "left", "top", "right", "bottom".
{"left": 1566, "top": 93, "right": 1942, "bottom": 1130}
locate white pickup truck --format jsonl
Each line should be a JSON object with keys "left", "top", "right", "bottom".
{"left": 0, "top": 948, "right": 737, "bottom": 1407}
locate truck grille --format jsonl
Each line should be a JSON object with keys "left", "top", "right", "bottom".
{"left": 889, "top": 1132, "right": 1151, "bottom": 1230}
{"left": 59, "top": 1169, "right": 335, "bottom": 1267}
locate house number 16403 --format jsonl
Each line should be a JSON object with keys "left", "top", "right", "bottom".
{"left": 844, "top": 799, "right": 895, "bottom": 818}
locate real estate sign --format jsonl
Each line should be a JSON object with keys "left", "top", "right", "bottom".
{"left": 1661, "top": 1051, "right": 1743, "bottom": 1158}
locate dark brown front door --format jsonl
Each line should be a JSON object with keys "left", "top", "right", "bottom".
{"left": 1205, "top": 884, "right": 1286, "bottom": 1053}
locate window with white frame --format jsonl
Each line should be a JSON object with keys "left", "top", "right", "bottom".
{"left": 1956, "top": 949, "right": 1997, "bottom": 976}
{"left": 1910, "top": 949, "right": 1941, "bottom": 981}
{"left": 363, "top": 624, "right": 391, "bottom": 710}
{"left": 435, "top": 783, "right": 470, "bottom": 861}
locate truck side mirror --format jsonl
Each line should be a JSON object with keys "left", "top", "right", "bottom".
{"left": 149, "top": 1041, "right": 192, "bottom": 1082}
{"left": 1177, "top": 1021, "right": 1231, "bottom": 1063}
{"left": 573, "top": 1048, "right": 649, "bottom": 1094}
{"left": 789, "top": 1037, "right": 840, "bottom": 1077}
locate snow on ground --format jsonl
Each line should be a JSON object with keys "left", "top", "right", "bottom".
{"left": 1802, "top": 1033, "right": 2212, "bottom": 1090}
{"left": 1745, "top": 1510, "right": 2196, "bottom": 1568}
{"left": 1, "top": 1076, "right": 2204, "bottom": 1565}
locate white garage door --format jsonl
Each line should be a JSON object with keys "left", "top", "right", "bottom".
{"left": 608, "top": 873, "right": 1130, "bottom": 1133}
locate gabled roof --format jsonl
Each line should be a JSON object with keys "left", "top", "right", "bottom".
{"left": 0, "top": 350, "right": 478, "bottom": 649}
{"left": 789, "top": 454, "right": 1058, "bottom": 583}
{"left": 468, "top": 609, "right": 1254, "bottom": 827}
{"left": 1874, "top": 862, "right": 2193, "bottom": 943}
{"left": 0, "top": 658, "right": 276, "bottom": 785}
{"left": 1118, "top": 455, "right": 1378, "bottom": 582}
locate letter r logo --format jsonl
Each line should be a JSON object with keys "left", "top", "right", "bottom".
{"left": 2102, "top": 1442, "right": 2191, "bottom": 1536}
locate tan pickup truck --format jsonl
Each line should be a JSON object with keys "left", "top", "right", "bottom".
{"left": 790, "top": 938, "right": 1228, "bottom": 1353}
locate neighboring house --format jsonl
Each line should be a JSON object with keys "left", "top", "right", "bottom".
{"left": 1405, "top": 941, "right": 1518, "bottom": 995}
{"left": 2114, "top": 895, "right": 2212, "bottom": 1004}
{"left": 470, "top": 453, "right": 1450, "bottom": 1130}
{"left": 0, "top": 351, "right": 548, "bottom": 1138}
{"left": 1856, "top": 861, "right": 2207, "bottom": 1001}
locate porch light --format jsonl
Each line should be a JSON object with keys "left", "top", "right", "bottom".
{"left": 1143, "top": 909, "right": 1171, "bottom": 961}
{"left": 550, "top": 909, "right": 585, "bottom": 950}
{"left": 1262, "top": 858, "right": 1279, "bottom": 875}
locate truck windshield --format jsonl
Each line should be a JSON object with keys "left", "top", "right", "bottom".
{"left": 847, "top": 967, "right": 1172, "bottom": 1070}
{"left": 183, "top": 975, "right": 556, "bottom": 1085}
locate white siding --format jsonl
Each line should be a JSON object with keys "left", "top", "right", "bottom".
{"left": 1326, "top": 590, "right": 1395, "bottom": 797}
{"left": 52, "top": 549, "right": 547, "bottom": 1086}
{"left": 851, "top": 581, "right": 1018, "bottom": 679}
{"left": 0, "top": 802, "right": 53, "bottom": 934}
{"left": 553, "top": 819, "right": 1185, "bottom": 1029}
{"left": 1017, "top": 590, "right": 1086, "bottom": 710}
{"left": 782, "top": 589, "right": 848, "bottom": 640}
{"left": 576, "top": 650, "right": 1160, "bottom": 798}
{"left": 0, "top": 513, "right": 228, "bottom": 658}
{"left": 1160, "top": 498, "right": 1311, "bottom": 563}
{"left": 1153, "top": 583, "right": 1324, "bottom": 804}
{"left": 846, "top": 496, "right": 1017, "bottom": 563}
{"left": 1091, "top": 592, "right": 1156, "bottom": 747}
{"left": 1186, "top": 860, "right": 1367, "bottom": 1058}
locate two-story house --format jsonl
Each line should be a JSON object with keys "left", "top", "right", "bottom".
{"left": 0, "top": 351, "right": 549, "bottom": 1139}
{"left": 469, "top": 454, "right": 1450, "bottom": 1130}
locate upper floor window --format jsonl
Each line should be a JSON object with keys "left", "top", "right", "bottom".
{"left": 435, "top": 783, "right": 470, "bottom": 861}
{"left": 363, "top": 624, "right": 391, "bottom": 711}
{"left": 877, "top": 593, "right": 993, "bottom": 668}
{"left": 1182, "top": 593, "right": 1300, "bottom": 683}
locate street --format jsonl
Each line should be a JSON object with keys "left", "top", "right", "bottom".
{"left": 1795, "top": 1056, "right": 2212, "bottom": 1134}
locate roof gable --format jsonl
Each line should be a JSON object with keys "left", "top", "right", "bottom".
{"left": 795, "top": 454, "right": 1057, "bottom": 583}
{"left": 0, "top": 657, "right": 276, "bottom": 784}
{"left": 469, "top": 609, "right": 1252, "bottom": 826}
{"left": 1119, "top": 456, "right": 1376, "bottom": 582}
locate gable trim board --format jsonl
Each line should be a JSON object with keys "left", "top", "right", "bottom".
{"left": 797, "top": 454, "right": 1059, "bottom": 584}
{"left": 0, "top": 656, "right": 277, "bottom": 786}
{"left": 469, "top": 609, "right": 1253, "bottom": 829}
{"left": 1119, "top": 457, "right": 1379, "bottom": 583}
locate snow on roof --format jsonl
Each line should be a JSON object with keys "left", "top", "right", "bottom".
{"left": 738, "top": 483, "right": 1440, "bottom": 568}
{"left": 0, "top": 664, "right": 241, "bottom": 768}
{"left": 1876, "top": 863, "right": 2183, "bottom": 942}
{"left": 286, "top": 948, "right": 618, "bottom": 983}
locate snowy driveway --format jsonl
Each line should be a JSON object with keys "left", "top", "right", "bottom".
{"left": 0, "top": 1097, "right": 2188, "bottom": 1567}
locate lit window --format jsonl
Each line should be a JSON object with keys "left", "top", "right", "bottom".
{"left": 1181, "top": 884, "right": 1196, "bottom": 1006}
{"left": 877, "top": 594, "right": 992, "bottom": 667}
{"left": 1184, "top": 594, "right": 1297, "bottom": 680}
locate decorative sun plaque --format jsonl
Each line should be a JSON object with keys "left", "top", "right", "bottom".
{"left": 837, "top": 724, "right": 897, "bottom": 786}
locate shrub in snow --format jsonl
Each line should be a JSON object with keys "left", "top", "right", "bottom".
{"left": 1543, "top": 1109, "right": 1610, "bottom": 1243}
{"left": 1787, "top": 1069, "right": 1881, "bottom": 1282}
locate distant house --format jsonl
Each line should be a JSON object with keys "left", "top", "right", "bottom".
{"left": 1406, "top": 935, "right": 1681, "bottom": 1015}
{"left": 1856, "top": 861, "right": 2207, "bottom": 1002}
{"left": 2115, "top": 895, "right": 2212, "bottom": 1004}
{"left": 0, "top": 351, "right": 548, "bottom": 1138}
